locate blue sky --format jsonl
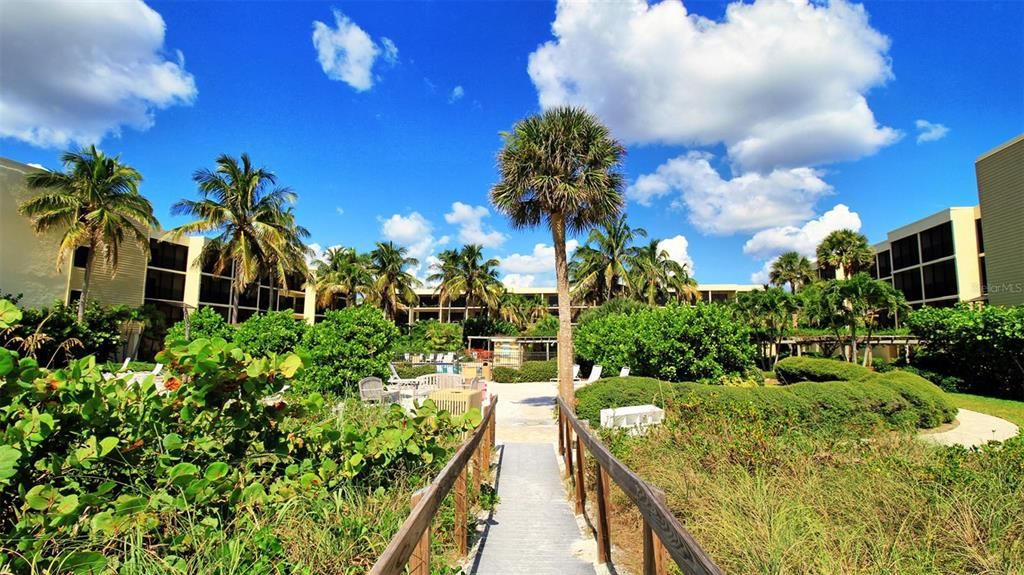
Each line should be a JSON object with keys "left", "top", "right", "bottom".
{"left": 1, "top": 0, "right": 1021, "bottom": 286}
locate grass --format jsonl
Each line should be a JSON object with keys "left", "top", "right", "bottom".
{"left": 948, "top": 392, "right": 1024, "bottom": 428}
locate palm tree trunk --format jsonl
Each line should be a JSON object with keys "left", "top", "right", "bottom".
{"left": 77, "top": 241, "right": 96, "bottom": 322}
{"left": 230, "top": 260, "right": 239, "bottom": 324}
{"left": 551, "top": 213, "right": 575, "bottom": 409}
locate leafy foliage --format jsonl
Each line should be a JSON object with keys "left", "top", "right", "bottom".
{"left": 574, "top": 303, "right": 756, "bottom": 383}
{"left": 299, "top": 306, "right": 399, "bottom": 393}
{"left": 397, "top": 320, "right": 463, "bottom": 354}
{"left": 775, "top": 356, "right": 875, "bottom": 384}
{"left": 574, "top": 297, "right": 649, "bottom": 326}
{"left": 233, "top": 309, "right": 308, "bottom": 356}
{"left": 165, "top": 306, "right": 234, "bottom": 345}
{"left": 492, "top": 360, "right": 558, "bottom": 383}
{"left": 907, "top": 304, "right": 1024, "bottom": 399}
{"left": 2, "top": 299, "right": 124, "bottom": 366}
{"left": 461, "top": 316, "right": 518, "bottom": 339}
{"left": 523, "top": 314, "right": 559, "bottom": 337}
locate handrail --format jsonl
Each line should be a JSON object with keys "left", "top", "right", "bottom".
{"left": 369, "top": 395, "right": 498, "bottom": 575}
{"left": 557, "top": 397, "right": 722, "bottom": 575}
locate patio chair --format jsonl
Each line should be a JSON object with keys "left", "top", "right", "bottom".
{"left": 435, "top": 373, "right": 466, "bottom": 390}
{"left": 414, "top": 373, "right": 439, "bottom": 398}
{"left": 359, "top": 377, "right": 399, "bottom": 404}
{"left": 575, "top": 365, "right": 603, "bottom": 388}
{"left": 550, "top": 364, "right": 581, "bottom": 382}
{"left": 619, "top": 366, "right": 630, "bottom": 377}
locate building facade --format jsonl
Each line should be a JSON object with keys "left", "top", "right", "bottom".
{"left": 976, "top": 134, "right": 1024, "bottom": 305}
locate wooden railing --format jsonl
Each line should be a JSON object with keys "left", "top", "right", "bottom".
{"left": 368, "top": 396, "right": 497, "bottom": 575}
{"left": 557, "top": 397, "right": 723, "bottom": 575}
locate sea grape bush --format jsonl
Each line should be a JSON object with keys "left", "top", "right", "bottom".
{"left": 233, "top": 309, "right": 308, "bottom": 356}
{"left": 0, "top": 337, "right": 477, "bottom": 572}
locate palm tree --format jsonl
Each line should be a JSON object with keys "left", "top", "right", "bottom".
{"left": 858, "top": 277, "right": 909, "bottom": 366}
{"left": 769, "top": 251, "right": 814, "bottom": 293}
{"left": 20, "top": 146, "right": 159, "bottom": 322}
{"left": 427, "top": 248, "right": 461, "bottom": 323}
{"left": 628, "top": 239, "right": 696, "bottom": 305}
{"left": 170, "top": 153, "right": 300, "bottom": 323}
{"left": 316, "top": 246, "right": 372, "bottom": 309}
{"left": 367, "top": 241, "right": 421, "bottom": 322}
{"left": 571, "top": 215, "right": 646, "bottom": 304}
{"left": 264, "top": 206, "right": 312, "bottom": 311}
{"left": 455, "top": 245, "right": 503, "bottom": 318}
{"left": 816, "top": 229, "right": 874, "bottom": 278}
{"left": 735, "top": 288, "right": 797, "bottom": 368}
{"left": 491, "top": 106, "right": 626, "bottom": 407}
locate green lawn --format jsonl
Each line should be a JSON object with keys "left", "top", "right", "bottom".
{"left": 947, "top": 392, "right": 1024, "bottom": 428}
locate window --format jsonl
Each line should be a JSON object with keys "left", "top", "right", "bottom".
{"left": 976, "top": 219, "right": 984, "bottom": 253}
{"left": 980, "top": 256, "right": 988, "bottom": 294}
{"left": 149, "top": 239, "right": 188, "bottom": 271}
{"left": 877, "top": 250, "right": 892, "bottom": 278}
{"left": 73, "top": 246, "right": 90, "bottom": 268}
{"left": 919, "top": 222, "right": 954, "bottom": 262}
{"left": 869, "top": 258, "right": 879, "bottom": 279}
{"left": 893, "top": 269, "right": 923, "bottom": 302}
{"left": 145, "top": 269, "right": 186, "bottom": 301}
{"left": 891, "top": 236, "right": 919, "bottom": 270}
{"left": 68, "top": 290, "right": 82, "bottom": 305}
{"left": 237, "top": 285, "right": 259, "bottom": 308}
{"left": 200, "top": 275, "right": 232, "bottom": 305}
{"left": 922, "top": 259, "right": 958, "bottom": 299}
{"left": 258, "top": 287, "right": 272, "bottom": 311}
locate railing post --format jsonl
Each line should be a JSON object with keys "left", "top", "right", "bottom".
{"left": 557, "top": 406, "right": 565, "bottom": 456}
{"left": 410, "top": 487, "right": 430, "bottom": 575}
{"left": 574, "top": 431, "right": 585, "bottom": 514}
{"left": 643, "top": 488, "right": 669, "bottom": 575}
{"left": 594, "top": 462, "right": 612, "bottom": 564}
{"left": 455, "top": 467, "right": 468, "bottom": 557}
{"left": 563, "top": 415, "right": 573, "bottom": 479}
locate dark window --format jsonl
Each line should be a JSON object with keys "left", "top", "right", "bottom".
{"left": 145, "top": 269, "right": 186, "bottom": 301}
{"left": 200, "top": 275, "right": 232, "bottom": 305}
{"left": 73, "top": 246, "right": 90, "bottom": 268}
{"left": 869, "top": 258, "right": 879, "bottom": 279}
{"left": 924, "top": 297, "right": 958, "bottom": 309}
{"left": 68, "top": 290, "right": 82, "bottom": 304}
{"left": 148, "top": 239, "right": 188, "bottom": 271}
{"left": 980, "top": 256, "right": 988, "bottom": 294}
{"left": 144, "top": 299, "right": 185, "bottom": 326}
{"left": 919, "top": 222, "right": 954, "bottom": 262}
{"left": 817, "top": 265, "right": 837, "bottom": 280}
{"left": 237, "top": 308, "right": 257, "bottom": 322}
{"left": 893, "top": 269, "right": 923, "bottom": 301}
{"left": 237, "top": 285, "right": 259, "bottom": 308}
{"left": 710, "top": 292, "right": 730, "bottom": 303}
{"left": 891, "top": 236, "right": 919, "bottom": 270}
{"left": 922, "top": 259, "right": 958, "bottom": 299}
{"left": 877, "top": 250, "right": 892, "bottom": 278}
{"left": 201, "top": 257, "right": 232, "bottom": 276}
{"left": 278, "top": 294, "right": 304, "bottom": 312}
{"left": 205, "top": 305, "right": 230, "bottom": 320}
{"left": 976, "top": 219, "right": 984, "bottom": 253}
{"left": 258, "top": 287, "right": 272, "bottom": 311}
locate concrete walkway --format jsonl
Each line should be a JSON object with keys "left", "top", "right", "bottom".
{"left": 469, "top": 381, "right": 596, "bottom": 574}
{"left": 920, "top": 408, "right": 1019, "bottom": 448}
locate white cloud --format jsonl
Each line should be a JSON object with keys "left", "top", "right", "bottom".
{"left": 312, "top": 10, "right": 396, "bottom": 92}
{"left": 627, "top": 151, "right": 833, "bottom": 235}
{"left": 499, "top": 240, "right": 579, "bottom": 275}
{"left": 444, "top": 202, "right": 506, "bottom": 248}
{"left": 306, "top": 242, "right": 342, "bottom": 265}
{"left": 501, "top": 274, "right": 537, "bottom": 289}
{"left": 449, "top": 85, "right": 465, "bottom": 103}
{"left": 26, "top": 163, "right": 46, "bottom": 170}
{"left": 915, "top": 119, "right": 950, "bottom": 144}
{"left": 742, "top": 204, "right": 862, "bottom": 260}
{"left": 750, "top": 260, "right": 774, "bottom": 284}
{"left": 0, "top": 0, "right": 196, "bottom": 148}
{"left": 658, "top": 235, "right": 694, "bottom": 275}
{"left": 335, "top": 206, "right": 345, "bottom": 216}
{"left": 528, "top": 0, "right": 898, "bottom": 173}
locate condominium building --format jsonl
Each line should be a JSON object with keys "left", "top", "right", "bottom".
{"left": 975, "top": 133, "right": 1024, "bottom": 305}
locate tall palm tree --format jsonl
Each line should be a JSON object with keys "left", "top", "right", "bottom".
{"left": 316, "top": 246, "right": 372, "bottom": 309}
{"left": 453, "top": 245, "right": 503, "bottom": 319}
{"left": 491, "top": 106, "right": 626, "bottom": 407}
{"left": 367, "top": 241, "right": 421, "bottom": 322}
{"left": 427, "top": 248, "right": 461, "bottom": 323}
{"left": 570, "top": 215, "right": 646, "bottom": 304}
{"left": 769, "top": 251, "right": 814, "bottom": 293}
{"left": 628, "top": 239, "right": 696, "bottom": 305}
{"left": 264, "top": 206, "right": 312, "bottom": 310}
{"left": 20, "top": 146, "right": 159, "bottom": 322}
{"left": 816, "top": 229, "right": 874, "bottom": 278}
{"left": 170, "top": 153, "right": 299, "bottom": 323}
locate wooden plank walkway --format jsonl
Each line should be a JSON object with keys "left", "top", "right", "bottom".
{"left": 469, "top": 442, "right": 595, "bottom": 574}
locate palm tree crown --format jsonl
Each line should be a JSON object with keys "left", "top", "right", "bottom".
{"left": 20, "top": 145, "right": 158, "bottom": 321}
{"left": 769, "top": 251, "right": 814, "bottom": 292}
{"left": 367, "top": 241, "right": 421, "bottom": 321}
{"left": 315, "top": 246, "right": 372, "bottom": 309}
{"left": 571, "top": 215, "right": 646, "bottom": 304}
{"left": 816, "top": 229, "right": 874, "bottom": 278}
{"left": 628, "top": 239, "right": 698, "bottom": 305}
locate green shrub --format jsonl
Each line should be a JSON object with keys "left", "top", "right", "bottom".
{"left": 524, "top": 314, "right": 558, "bottom": 337}
{"left": 299, "top": 306, "right": 399, "bottom": 393}
{"left": 574, "top": 303, "right": 756, "bottom": 383}
{"left": 233, "top": 309, "right": 307, "bottom": 356}
{"left": 394, "top": 362, "right": 439, "bottom": 379}
{"left": 492, "top": 359, "right": 558, "bottom": 383}
{"left": 897, "top": 364, "right": 965, "bottom": 393}
{"left": 4, "top": 300, "right": 124, "bottom": 366}
{"left": 397, "top": 320, "right": 463, "bottom": 353}
{"left": 575, "top": 297, "right": 649, "bottom": 327}
{"left": 775, "top": 356, "right": 874, "bottom": 384}
{"left": 875, "top": 370, "right": 959, "bottom": 428}
{"left": 462, "top": 316, "right": 518, "bottom": 340}
{"left": 165, "top": 306, "right": 234, "bottom": 345}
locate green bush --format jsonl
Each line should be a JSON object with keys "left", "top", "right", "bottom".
{"left": 3, "top": 299, "right": 124, "bottom": 366}
{"left": 492, "top": 359, "right": 558, "bottom": 383}
{"left": 299, "top": 306, "right": 399, "bottom": 393}
{"left": 575, "top": 297, "right": 649, "bottom": 327}
{"left": 524, "top": 314, "right": 558, "bottom": 337}
{"left": 165, "top": 306, "right": 234, "bottom": 345}
{"left": 394, "top": 362, "right": 439, "bottom": 379}
{"left": 233, "top": 309, "right": 308, "bottom": 356}
{"left": 906, "top": 304, "right": 1024, "bottom": 399}
{"left": 574, "top": 303, "right": 756, "bottom": 383}
{"left": 462, "top": 316, "right": 518, "bottom": 340}
{"left": 397, "top": 320, "right": 463, "bottom": 353}
{"left": 775, "top": 356, "right": 874, "bottom": 384}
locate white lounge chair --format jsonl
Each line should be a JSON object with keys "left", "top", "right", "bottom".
{"left": 550, "top": 364, "right": 581, "bottom": 382}
{"left": 619, "top": 366, "right": 630, "bottom": 377}
{"left": 575, "top": 365, "right": 603, "bottom": 388}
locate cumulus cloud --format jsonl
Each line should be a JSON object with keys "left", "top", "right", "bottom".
{"left": 380, "top": 211, "right": 435, "bottom": 262}
{"left": 915, "top": 119, "right": 950, "bottom": 144}
{"left": 444, "top": 202, "right": 506, "bottom": 248}
{"left": 658, "top": 235, "right": 695, "bottom": 275}
{"left": 743, "top": 204, "right": 862, "bottom": 260}
{"left": 501, "top": 274, "right": 537, "bottom": 289}
{"left": 0, "top": 0, "right": 196, "bottom": 148}
{"left": 529, "top": 0, "right": 898, "bottom": 173}
{"left": 312, "top": 10, "right": 396, "bottom": 91}
{"left": 306, "top": 242, "right": 342, "bottom": 265}
{"left": 449, "top": 85, "right": 465, "bottom": 103}
{"left": 750, "top": 260, "right": 774, "bottom": 285}
{"left": 499, "top": 240, "right": 580, "bottom": 275}
{"left": 627, "top": 152, "right": 833, "bottom": 235}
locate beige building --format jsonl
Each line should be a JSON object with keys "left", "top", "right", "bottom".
{"left": 976, "top": 133, "right": 1024, "bottom": 305}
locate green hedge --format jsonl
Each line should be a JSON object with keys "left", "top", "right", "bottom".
{"left": 298, "top": 306, "right": 399, "bottom": 394}
{"left": 576, "top": 372, "right": 956, "bottom": 431}
{"left": 775, "top": 356, "right": 874, "bottom": 384}
{"left": 394, "top": 363, "right": 439, "bottom": 379}
{"left": 492, "top": 359, "right": 558, "bottom": 383}
{"left": 233, "top": 310, "right": 307, "bottom": 356}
